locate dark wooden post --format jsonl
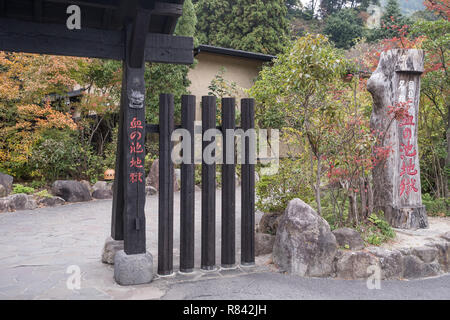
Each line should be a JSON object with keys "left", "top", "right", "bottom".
{"left": 201, "top": 95, "right": 217, "bottom": 270}
{"left": 180, "top": 95, "right": 196, "bottom": 273}
{"left": 221, "top": 97, "right": 236, "bottom": 268}
{"left": 117, "top": 18, "right": 150, "bottom": 255}
{"left": 158, "top": 93, "right": 174, "bottom": 275}
{"left": 241, "top": 98, "right": 255, "bottom": 265}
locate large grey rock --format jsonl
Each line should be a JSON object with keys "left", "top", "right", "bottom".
{"left": 273, "top": 198, "right": 337, "bottom": 277}
{"left": 332, "top": 227, "right": 365, "bottom": 250}
{"left": 8, "top": 194, "right": 37, "bottom": 211}
{"left": 92, "top": 181, "right": 113, "bottom": 199}
{"left": 114, "top": 250, "right": 154, "bottom": 285}
{"left": 367, "top": 247, "right": 403, "bottom": 279}
{"left": 0, "top": 172, "right": 13, "bottom": 197}
{"left": 38, "top": 196, "right": 65, "bottom": 207}
{"left": 146, "top": 159, "right": 179, "bottom": 191}
{"left": 258, "top": 211, "right": 282, "bottom": 235}
{"left": 335, "top": 251, "right": 380, "bottom": 279}
{"left": 52, "top": 180, "right": 92, "bottom": 202}
{"left": 402, "top": 254, "right": 440, "bottom": 279}
{"left": 368, "top": 49, "right": 428, "bottom": 229}
{"left": 146, "top": 159, "right": 159, "bottom": 189}
{"left": 430, "top": 241, "right": 450, "bottom": 273}
{"left": 412, "top": 246, "right": 438, "bottom": 263}
{"left": 0, "top": 198, "right": 10, "bottom": 213}
{"left": 102, "top": 236, "right": 124, "bottom": 264}
{"left": 0, "top": 185, "right": 7, "bottom": 198}
{"left": 255, "top": 232, "right": 275, "bottom": 256}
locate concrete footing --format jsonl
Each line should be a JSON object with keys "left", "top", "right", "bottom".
{"left": 114, "top": 250, "right": 154, "bottom": 286}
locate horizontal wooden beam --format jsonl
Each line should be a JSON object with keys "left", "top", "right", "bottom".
{"left": 153, "top": 2, "right": 183, "bottom": 17}
{"left": 0, "top": 18, "right": 193, "bottom": 64}
{"left": 45, "top": 0, "right": 120, "bottom": 9}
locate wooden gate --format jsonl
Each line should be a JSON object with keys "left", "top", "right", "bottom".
{"left": 112, "top": 93, "right": 256, "bottom": 276}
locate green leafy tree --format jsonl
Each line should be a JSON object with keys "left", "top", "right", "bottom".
{"left": 195, "top": 0, "right": 289, "bottom": 55}
{"left": 369, "top": 0, "right": 411, "bottom": 40}
{"left": 324, "top": 8, "right": 365, "bottom": 49}
{"left": 250, "top": 34, "right": 348, "bottom": 215}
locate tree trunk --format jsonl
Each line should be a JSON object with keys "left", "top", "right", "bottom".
{"left": 359, "top": 176, "right": 367, "bottom": 219}
{"left": 315, "top": 155, "right": 322, "bottom": 216}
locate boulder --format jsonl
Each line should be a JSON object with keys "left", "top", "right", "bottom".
{"left": 412, "top": 246, "right": 438, "bottom": 263}
{"left": 432, "top": 242, "right": 450, "bottom": 273}
{"left": 80, "top": 180, "right": 92, "bottom": 193}
{"left": 402, "top": 254, "right": 440, "bottom": 279}
{"left": 51, "top": 180, "right": 92, "bottom": 202}
{"left": 335, "top": 251, "right": 380, "bottom": 279}
{"left": 0, "top": 198, "right": 10, "bottom": 213}
{"left": 272, "top": 198, "right": 338, "bottom": 277}
{"left": 102, "top": 236, "right": 124, "bottom": 264}
{"left": 255, "top": 232, "right": 275, "bottom": 256}
{"left": 0, "top": 172, "right": 13, "bottom": 197}
{"left": 38, "top": 196, "right": 65, "bottom": 207}
{"left": 92, "top": 181, "right": 113, "bottom": 199}
{"left": 8, "top": 194, "right": 37, "bottom": 211}
{"left": 367, "top": 247, "right": 403, "bottom": 279}
{"left": 146, "top": 159, "right": 179, "bottom": 191}
{"left": 332, "top": 227, "right": 365, "bottom": 250}
{"left": 258, "top": 211, "right": 282, "bottom": 235}
{"left": 146, "top": 159, "right": 159, "bottom": 189}
{"left": 145, "top": 186, "right": 157, "bottom": 196}
{"left": 0, "top": 185, "right": 7, "bottom": 198}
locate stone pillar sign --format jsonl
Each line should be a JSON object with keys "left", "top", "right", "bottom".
{"left": 368, "top": 49, "right": 428, "bottom": 229}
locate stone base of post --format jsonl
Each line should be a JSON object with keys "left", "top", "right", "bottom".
{"left": 101, "top": 236, "right": 124, "bottom": 264}
{"left": 384, "top": 205, "right": 429, "bottom": 230}
{"left": 114, "top": 250, "right": 154, "bottom": 286}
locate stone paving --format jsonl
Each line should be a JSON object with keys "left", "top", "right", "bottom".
{"left": 0, "top": 188, "right": 270, "bottom": 299}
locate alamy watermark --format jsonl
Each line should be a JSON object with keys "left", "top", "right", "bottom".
{"left": 171, "top": 127, "right": 280, "bottom": 175}
{"left": 66, "top": 265, "right": 81, "bottom": 290}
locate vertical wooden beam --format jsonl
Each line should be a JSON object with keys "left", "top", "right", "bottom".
{"left": 158, "top": 93, "right": 174, "bottom": 275}
{"left": 241, "top": 98, "right": 255, "bottom": 265}
{"left": 201, "top": 96, "right": 217, "bottom": 270}
{"left": 221, "top": 98, "right": 236, "bottom": 268}
{"left": 0, "top": 1, "right": 5, "bottom": 16}
{"left": 111, "top": 70, "right": 126, "bottom": 241}
{"left": 121, "top": 11, "right": 150, "bottom": 254}
{"left": 180, "top": 95, "right": 196, "bottom": 273}
{"left": 33, "top": 0, "right": 43, "bottom": 23}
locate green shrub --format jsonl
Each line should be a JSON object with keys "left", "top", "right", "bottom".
{"left": 256, "top": 158, "right": 314, "bottom": 213}
{"left": 422, "top": 193, "right": 450, "bottom": 217}
{"left": 35, "top": 189, "right": 52, "bottom": 198}
{"left": 12, "top": 184, "right": 35, "bottom": 195}
{"left": 363, "top": 212, "right": 396, "bottom": 246}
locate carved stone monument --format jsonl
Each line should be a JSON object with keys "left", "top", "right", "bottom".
{"left": 368, "top": 49, "right": 428, "bottom": 229}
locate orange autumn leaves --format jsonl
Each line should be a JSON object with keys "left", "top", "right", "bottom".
{"left": 0, "top": 52, "right": 84, "bottom": 175}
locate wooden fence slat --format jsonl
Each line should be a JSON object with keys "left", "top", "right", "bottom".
{"left": 158, "top": 93, "right": 174, "bottom": 275}
{"left": 241, "top": 98, "right": 255, "bottom": 265}
{"left": 221, "top": 97, "right": 236, "bottom": 268}
{"left": 180, "top": 95, "right": 196, "bottom": 273}
{"left": 201, "top": 95, "right": 217, "bottom": 270}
